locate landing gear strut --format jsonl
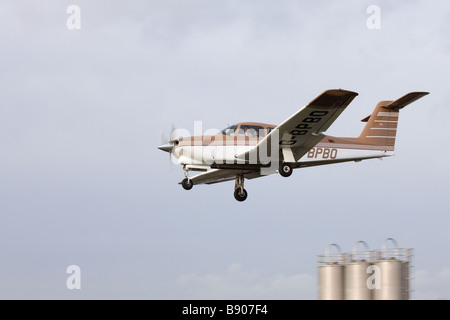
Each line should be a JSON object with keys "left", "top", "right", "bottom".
{"left": 181, "top": 166, "right": 193, "bottom": 190}
{"left": 279, "top": 162, "right": 293, "bottom": 177}
{"left": 234, "top": 175, "right": 247, "bottom": 202}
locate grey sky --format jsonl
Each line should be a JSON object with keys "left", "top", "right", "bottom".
{"left": 0, "top": 0, "right": 449, "bottom": 299}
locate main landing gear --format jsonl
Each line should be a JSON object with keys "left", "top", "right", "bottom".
{"left": 234, "top": 175, "right": 247, "bottom": 202}
{"left": 278, "top": 162, "right": 293, "bottom": 177}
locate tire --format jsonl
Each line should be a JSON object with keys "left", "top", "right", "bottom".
{"left": 234, "top": 188, "right": 248, "bottom": 202}
{"left": 181, "top": 178, "right": 193, "bottom": 190}
{"left": 279, "top": 163, "right": 293, "bottom": 177}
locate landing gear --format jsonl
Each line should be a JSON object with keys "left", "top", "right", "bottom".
{"left": 234, "top": 188, "right": 248, "bottom": 202}
{"left": 279, "top": 162, "right": 293, "bottom": 177}
{"left": 181, "top": 166, "right": 193, "bottom": 190}
{"left": 234, "top": 175, "right": 247, "bottom": 202}
{"left": 181, "top": 178, "right": 193, "bottom": 190}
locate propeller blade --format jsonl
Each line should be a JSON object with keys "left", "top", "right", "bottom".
{"left": 158, "top": 121, "right": 180, "bottom": 176}
{"left": 170, "top": 121, "right": 180, "bottom": 142}
{"left": 161, "top": 132, "right": 168, "bottom": 144}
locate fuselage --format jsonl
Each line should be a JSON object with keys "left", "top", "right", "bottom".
{"left": 172, "top": 122, "right": 393, "bottom": 169}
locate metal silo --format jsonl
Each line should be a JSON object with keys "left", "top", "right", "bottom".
{"left": 344, "top": 241, "right": 372, "bottom": 300}
{"left": 373, "top": 238, "right": 413, "bottom": 300}
{"left": 318, "top": 244, "right": 345, "bottom": 300}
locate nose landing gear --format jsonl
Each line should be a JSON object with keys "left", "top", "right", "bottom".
{"left": 181, "top": 166, "right": 193, "bottom": 190}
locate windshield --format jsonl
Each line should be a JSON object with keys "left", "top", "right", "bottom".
{"left": 221, "top": 124, "right": 271, "bottom": 137}
{"left": 236, "top": 125, "right": 265, "bottom": 138}
{"left": 221, "top": 124, "right": 237, "bottom": 136}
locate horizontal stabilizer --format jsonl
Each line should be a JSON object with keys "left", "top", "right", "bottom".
{"left": 361, "top": 91, "right": 429, "bottom": 122}
{"left": 386, "top": 91, "right": 429, "bottom": 110}
{"left": 361, "top": 115, "right": 371, "bottom": 123}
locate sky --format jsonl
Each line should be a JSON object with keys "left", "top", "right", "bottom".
{"left": 0, "top": 0, "right": 449, "bottom": 299}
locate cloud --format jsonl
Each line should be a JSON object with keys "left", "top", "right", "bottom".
{"left": 414, "top": 268, "right": 450, "bottom": 300}
{"left": 178, "top": 262, "right": 316, "bottom": 299}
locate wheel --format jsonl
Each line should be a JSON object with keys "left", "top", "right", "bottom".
{"left": 181, "top": 178, "right": 193, "bottom": 190}
{"left": 279, "top": 163, "right": 293, "bottom": 177}
{"left": 234, "top": 188, "right": 248, "bottom": 202}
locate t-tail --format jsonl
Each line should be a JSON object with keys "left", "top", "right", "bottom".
{"left": 357, "top": 92, "right": 429, "bottom": 152}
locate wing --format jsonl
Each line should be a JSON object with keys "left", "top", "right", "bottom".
{"left": 236, "top": 89, "right": 358, "bottom": 162}
{"left": 179, "top": 169, "right": 267, "bottom": 186}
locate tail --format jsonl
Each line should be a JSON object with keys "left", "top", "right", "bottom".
{"left": 357, "top": 92, "right": 429, "bottom": 151}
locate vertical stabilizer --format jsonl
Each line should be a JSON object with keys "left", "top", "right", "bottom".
{"left": 358, "top": 92, "right": 429, "bottom": 151}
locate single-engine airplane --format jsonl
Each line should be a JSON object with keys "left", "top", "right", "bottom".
{"left": 158, "top": 89, "right": 428, "bottom": 201}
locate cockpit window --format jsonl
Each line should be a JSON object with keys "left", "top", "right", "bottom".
{"left": 222, "top": 124, "right": 274, "bottom": 138}
{"left": 236, "top": 125, "right": 265, "bottom": 138}
{"left": 221, "top": 124, "right": 237, "bottom": 136}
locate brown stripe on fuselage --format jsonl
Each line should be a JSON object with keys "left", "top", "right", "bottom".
{"left": 316, "top": 135, "right": 394, "bottom": 151}
{"left": 177, "top": 135, "right": 260, "bottom": 148}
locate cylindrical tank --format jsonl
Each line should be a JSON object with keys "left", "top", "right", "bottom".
{"left": 373, "top": 238, "right": 408, "bottom": 300}
{"left": 318, "top": 244, "right": 344, "bottom": 300}
{"left": 318, "top": 263, "right": 345, "bottom": 300}
{"left": 345, "top": 241, "right": 372, "bottom": 300}
{"left": 373, "top": 258, "right": 405, "bottom": 300}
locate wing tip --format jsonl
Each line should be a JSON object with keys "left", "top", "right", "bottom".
{"left": 309, "top": 89, "right": 359, "bottom": 108}
{"left": 326, "top": 88, "right": 359, "bottom": 97}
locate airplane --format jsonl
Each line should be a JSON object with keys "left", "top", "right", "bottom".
{"left": 158, "top": 89, "right": 429, "bottom": 202}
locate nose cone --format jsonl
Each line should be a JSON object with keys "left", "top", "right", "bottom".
{"left": 158, "top": 143, "right": 174, "bottom": 153}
